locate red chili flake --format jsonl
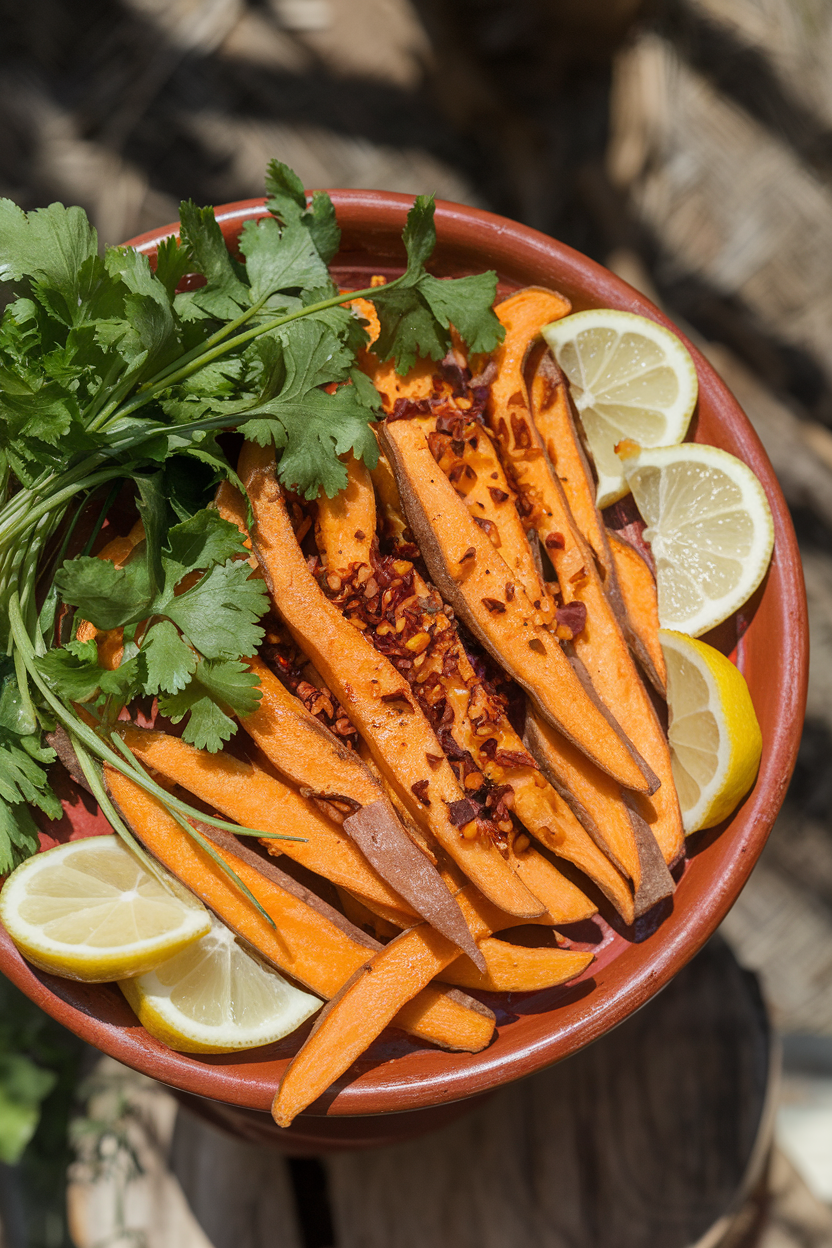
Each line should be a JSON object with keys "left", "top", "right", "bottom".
{"left": 459, "top": 547, "right": 476, "bottom": 563}
{"left": 556, "top": 602, "right": 587, "bottom": 638}
{"left": 411, "top": 780, "right": 431, "bottom": 806}
{"left": 479, "top": 737, "right": 499, "bottom": 759}
{"left": 505, "top": 582, "right": 515, "bottom": 602}
{"left": 494, "top": 747, "right": 538, "bottom": 769}
{"left": 544, "top": 532, "right": 565, "bottom": 550}
{"left": 448, "top": 798, "right": 479, "bottom": 827}
{"left": 510, "top": 413, "right": 532, "bottom": 449}
{"left": 390, "top": 397, "right": 432, "bottom": 421}
{"left": 473, "top": 517, "right": 499, "bottom": 542}
{"left": 481, "top": 597, "right": 506, "bottom": 614}
{"left": 488, "top": 487, "right": 509, "bottom": 504}
{"left": 425, "top": 753, "right": 444, "bottom": 770}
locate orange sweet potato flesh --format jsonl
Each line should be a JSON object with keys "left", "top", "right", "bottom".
{"left": 526, "top": 347, "right": 614, "bottom": 579}
{"left": 117, "top": 726, "right": 418, "bottom": 920}
{"left": 272, "top": 924, "right": 497, "bottom": 1126}
{"left": 606, "top": 531, "right": 667, "bottom": 696}
{"left": 361, "top": 434, "right": 635, "bottom": 920}
{"left": 106, "top": 764, "right": 375, "bottom": 997}
{"left": 439, "top": 938, "right": 593, "bottom": 992}
{"left": 106, "top": 768, "right": 492, "bottom": 1051}
{"left": 315, "top": 452, "right": 376, "bottom": 571}
{"left": 523, "top": 713, "right": 674, "bottom": 916}
{"left": 423, "top": 410, "right": 553, "bottom": 624}
{"left": 379, "top": 417, "right": 652, "bottom": 794}
{"left": 522, "top": 367, "right": 683, "bottom": 866}
{"left": 238, "top": 440, "right": 544, "bottom": 920}
{"left": 314, "top": 441, "right": 598, "bottom": 927}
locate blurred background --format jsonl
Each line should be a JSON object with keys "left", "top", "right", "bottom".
{"left": 4, "top": 0, "right": 832, "bottom": 1243}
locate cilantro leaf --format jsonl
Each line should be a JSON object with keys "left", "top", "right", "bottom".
{"left": 36, "top": 639, "right": 105, "bottom": 704}
{"left": 164, "top": 560, "right": 268, "bottom": 660}
{"left": 0, "top": 731, "right": 61, "bottom": 822}
{"left": 0, "top": 200, "right": 98, "bottom": 317}
{"left": 237, "top": 316, "right": 379, "bottom": 496}
{"left": 36, "top": 640, "right": 144, "bottom": 711}
{"left": 141, "top": 621, "right": 197, "bottom": 695}
{"left": 367, "top": 196, "right": 505, "bottom": 372}
{"left": 0, "top": 799, "right": 41, "bottom": 876}
{"left": 304, "top": 193, "right": 340, "bottom": 265}
{"left": 54, "top": 556, "right": 152, "bottom": 631}
{"left": 400, "top": 194, "right": 437, "bottom": 276}
{"left": 418, "top": 271, "right": 504, "bottom": 355}
{"left": 154, "top": 235, "right": 193, "bottom": 301}
{"left": 238, "top": 215, "right": 331, "bottom": 303}
{"left": 157, "top": 658, "right": 261, "bottom": 752}
{"left": 165, "top": 510, "right": 247, "bottom": 582}
{"left": 178, "top": 201, "right": 250, "bottom": 319}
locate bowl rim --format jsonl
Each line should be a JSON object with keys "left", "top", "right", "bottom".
{"left": 0, "top": 191, "right": 808, "bottom": 1118}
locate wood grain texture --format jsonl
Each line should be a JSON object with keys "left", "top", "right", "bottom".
{"left": 324, "top": 937, "right": 771, "bottom": 1248}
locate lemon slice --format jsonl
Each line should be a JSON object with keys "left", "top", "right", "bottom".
{"left": 542, "top": 309, "right": 698, "bottom": 508}
{"left": 120, "top": 915, "right": 321, "bottom": 1053}
{"left": 0, "top": 836, "right": 210, "bottom": 982}
{"left": 622, "top": 443, "right": 774, "bottom": 636}
{"left": 660, "top": 630, "right": 762, "bottom": 834}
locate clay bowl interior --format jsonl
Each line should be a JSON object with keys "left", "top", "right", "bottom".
{"left": 0, "top": 193, "right": 808, "bottom": 1119}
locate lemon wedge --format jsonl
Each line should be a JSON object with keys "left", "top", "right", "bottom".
{"left": 660, "top": 630, "right": 762, "bottom": 834}
{"left": 542, "top": 308, "right": 698, "bottom": 508}
{"left": 120, "top": 915, "right": 321, "bottom": 1053}
{"left": 622, "top": 443, "right": 774, "bottom": 636}
{"left": 0, "top": 836, "right": 210, "bottom": 982}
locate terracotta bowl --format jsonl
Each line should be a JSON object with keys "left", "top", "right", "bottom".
{"left": 0, "top": 193, "right": 808, "bottom": 1125}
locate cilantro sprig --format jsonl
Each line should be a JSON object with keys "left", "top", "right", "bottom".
{"left": 0, "top": 157, "right": 504, "bottom": 884}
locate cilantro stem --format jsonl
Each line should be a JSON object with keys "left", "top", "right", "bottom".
{"left": 134, "top": 293, "right": 271, "bottom": 395}
{"left": 8, "top": 595, "right": 306, "bottom": 844}
{"left": 105, "top": 276, "right": 404, "bottom": 427}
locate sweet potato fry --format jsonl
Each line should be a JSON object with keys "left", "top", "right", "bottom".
{"left": 106, "top": 768, "right": 494, "bottom": 1051}
{"left": 238, "top": 440, "right": 545, "bottom": 920}
{"left": 116, "top": 725, "right": 418, "bottom": 919}
{"left": 606, "top": 530, "right": 667, "bottom": 696}
{"left": 272, "top": 924, "right": 493, "bottom": 1126}
{"left": 523, "top": 713, "right": 674, "bottom": 916}
{"left": 439, "top": 938, "right": 593, "bottom": 992}
{"left": 314, "top": 452, "right": 376, "bottom": 571}
{"left": 526, "top": 347, "right": 614, "bottom": 579}
{"left": 239, "top": 655, "right": 483, "bottom": 966}
{"left": 379, "top": 417, "right": 652, "bottom": 793}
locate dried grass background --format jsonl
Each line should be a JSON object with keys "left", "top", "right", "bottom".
{"left": 3, "top": 0, "right": 832, "bottom": 1032}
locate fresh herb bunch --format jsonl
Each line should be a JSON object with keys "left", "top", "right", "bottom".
{"left": 0, "top": 159, "right": 505, "bottom": 880}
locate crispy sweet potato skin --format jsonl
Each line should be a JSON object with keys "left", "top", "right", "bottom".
{"left": 606, "top": 530, "right": 668, "bottom": 696}
{"left": 106, "top": 768, "right": 497, "bottom": 1052}
{"left": 238, "top": 438, "right": 546, "bottom": 920}
{"left": 378, "top": 418, "right": 653, "bottom": 794}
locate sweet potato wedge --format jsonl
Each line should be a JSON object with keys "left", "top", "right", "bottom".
{"left": 378, "top": 417, "right": 652, "bottom": 793}
{"left": 525, "top": 348, "right": 614, "bottom": 579}
{"left": 106, "top": 768, "right": 493, "bottom": 1051}
{"left": 239, "top": 655, "right": 483, "bottom": 966}
{"left": 272, "top": 924, "right": 496, "bottom": 1126}
{"left": 439, "top": 938, "right": 593, "bottom": 992}
{"left": 523, "top": 713, "right": 674, "bottom": 916}
{"left": 606, "top": 530, "right": 667, "bottom": 696}
{"left": 315, "top": 452, "right": 376, "bottom": 571}
{"left": 116, "top": 725, "right": 418, "bottom": 919}
{"left": 519, "top": 366, "right": 683, "bottom": 865}
{"left": 238, "top": 441, "right": 544, "bottom": 919}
